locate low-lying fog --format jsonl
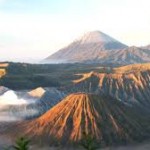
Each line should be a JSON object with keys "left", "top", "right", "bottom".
{"left": 0, "top": 90, "right": 29, "bottom": 106}
{"left": 0, "top": 90, "right": 38, "bottom": 122}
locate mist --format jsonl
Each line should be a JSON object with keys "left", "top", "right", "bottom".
{"left": 0, "top": 90, "right": 39, "bottom": 122}
{"left": 0, "top": 112, "right": 22, "bottom": 122}
{"left": 0, "top": 90, "right": 30, "bottom": 106}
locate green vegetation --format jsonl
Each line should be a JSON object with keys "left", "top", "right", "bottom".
{"left": 81, "top": 132, "right": 98, "bottom": 150}
{"left": 3, "top": 137, "right": 30, "bottom": 150}
{"left": 12, "top": 137, "right": 30, "bottom": 150}
{"left": 3, "top": 148, "right": 10, "bottom": 150}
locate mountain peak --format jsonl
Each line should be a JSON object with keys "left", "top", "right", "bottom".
{"left": 45, "top": 30, "right": 128, "bottom": 63}
{"left": 79, "top": 31, "right": 118, "bottom": 44}
{"left": 10, "top": 92, "right": 148, "bottom": 145}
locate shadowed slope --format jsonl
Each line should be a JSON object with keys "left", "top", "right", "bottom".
{"left": 8, "top": 93, "right": 149, "bottom": 146}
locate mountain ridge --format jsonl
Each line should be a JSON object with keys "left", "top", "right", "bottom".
{"left": 71, "top": 63, "right": 150, "bottom": 108}
{"left": 45, "top": 31, "right": 128, "bottom": 63}
{"left": 44, "top": 31, "right": 150, "bottom": 64}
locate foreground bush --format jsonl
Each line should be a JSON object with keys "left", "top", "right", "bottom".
{"left": 4, "top": 137, "right": 30, "bottom": 150}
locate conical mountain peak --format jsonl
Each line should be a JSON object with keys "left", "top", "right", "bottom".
{"left": 45, "top": 30, "right": 128, "bottom": 63}
{"left": 79, "top": 30, "right": 118, "bottom": 44}
{"left": 8, "top": 93, "right": 149, "bottom": 145}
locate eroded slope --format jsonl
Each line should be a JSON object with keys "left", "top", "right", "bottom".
{"left": 72, "top": 64, "right": 150, "bottom": 107}
{"left": 6, "top": 93, "right": 149, "bottom": 146}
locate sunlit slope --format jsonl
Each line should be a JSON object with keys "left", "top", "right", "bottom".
{"left": 28, "top": 87, "right": 46, "bottom": 98}
{"left": 9, "top": 93, "right": 149, "bottom": 145}
{"left": 72, "top": 63, "right": 150, "bottom": 107}
{"left": 0, "top": 63, "right": 8, "bottom": 78}
{"left": 113, "top": 63, "right": 150, "bottom": 73}
{"left": 0, "top": 63, "right": 9, "bottom": 67}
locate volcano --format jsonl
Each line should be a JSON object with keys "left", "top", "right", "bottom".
{"left": 44, "top": 31, "right": 150, "bottom": 64}
{"left": 45, "top": 31, "right": 128, "bottom": 63}
{"left": 8, "top": 93, "right": 149, "bottom": 146}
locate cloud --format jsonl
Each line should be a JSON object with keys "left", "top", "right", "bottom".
{"left": 0, "top": 90, "right": 29, "bottom": 105}
{"left": 0, "top": 90, "right": 39, "bottom": 122}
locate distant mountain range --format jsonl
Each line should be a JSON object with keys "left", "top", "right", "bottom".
{"left": 44, "top": 31, "right": 150, "bottom": 64}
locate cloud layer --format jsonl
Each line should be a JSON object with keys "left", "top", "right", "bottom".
{"left": 0, "top": 90, "right": 29, "bottom": 105}
{"left": 0, "top": 90, "right": 38, "bottom": 122}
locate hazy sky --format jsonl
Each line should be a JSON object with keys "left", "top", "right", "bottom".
{"left": 0, "top": 0, "right": 150, "bottom": 62}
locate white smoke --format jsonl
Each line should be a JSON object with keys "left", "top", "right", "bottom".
{"left": 0, "top": 90, "right": 39, "bottom": 122}
{"left": 0, "top": 90, "right": 29, "bottom": 106}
